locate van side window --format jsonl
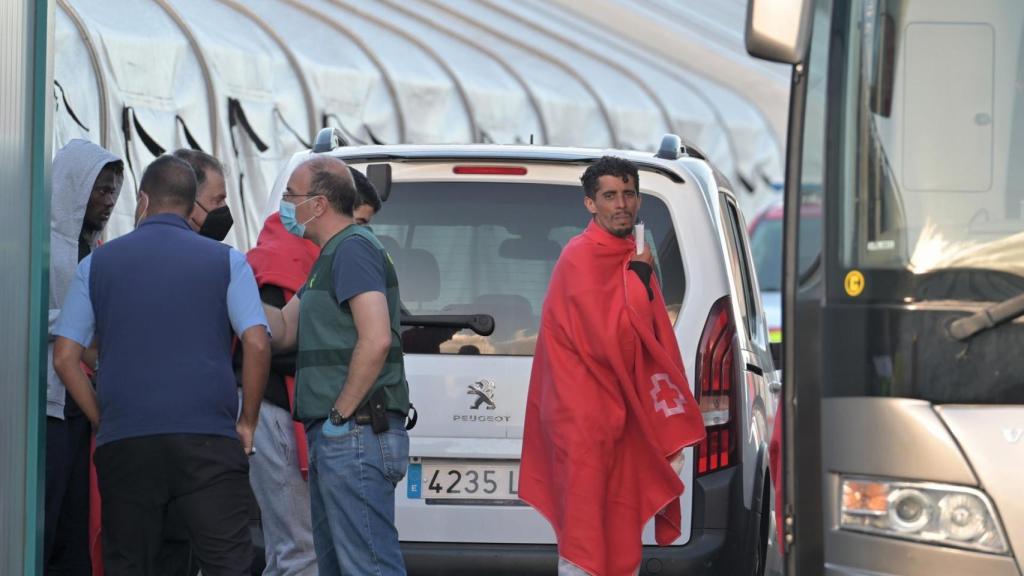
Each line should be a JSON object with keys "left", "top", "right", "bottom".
{"left": 721, "top": 196, "right": 760, "bottom": 342}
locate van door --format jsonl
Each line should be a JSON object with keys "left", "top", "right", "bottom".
{"left": 719, "top": 194, "right": 775, "bottom": 510}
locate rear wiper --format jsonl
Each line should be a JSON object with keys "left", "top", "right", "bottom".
{"left": 948, "top": 292, "right": 1024, "bottom": 341}
{"left": 400, "top": 313, "right": 495, "bottom": 337}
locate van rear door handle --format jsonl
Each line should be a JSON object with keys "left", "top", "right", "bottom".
{"left": 769, "top": 381, "right": 782, "bottom": 394}
{"left": 745, "top": 363, "right": 764, "bottom": 376}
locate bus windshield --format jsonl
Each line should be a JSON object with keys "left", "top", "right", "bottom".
{"left": 840, "top": 0, "right": 1024, "bottom": 288}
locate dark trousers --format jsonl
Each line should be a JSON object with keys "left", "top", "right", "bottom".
{"left": 44, "top": 414, "right": 92, "bottom": 576}
{"left": 94, "top": 434, "right": 254, "bottom": 576}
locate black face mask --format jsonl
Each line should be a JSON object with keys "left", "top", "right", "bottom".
{"left": 197, "top": 204, "right": 234, "bottom": 241}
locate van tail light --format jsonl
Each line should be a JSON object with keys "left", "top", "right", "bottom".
{"left": 452, "top": 165, "right": 527, "bottom": 175}
{"left": 694, "top": 296, "right": 738, "bottom": 477}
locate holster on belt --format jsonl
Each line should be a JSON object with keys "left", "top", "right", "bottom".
{"left": 354, "top": 388, "right": 390, "bottom": 434}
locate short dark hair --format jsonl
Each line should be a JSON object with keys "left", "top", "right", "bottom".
{"left": 172, "top": 148, "right": 224, "bottom": 188}
{"left": 580, "top": 156, "right": 640, "bottom": 199}
{"left": 349, "top": 167, "right": 381, "bottom": 214}
{"left": 306, "top": 157, "right": 357, "bottom": 216}
{"left": 140, "top": 155, "right": 197, "bottom": 211}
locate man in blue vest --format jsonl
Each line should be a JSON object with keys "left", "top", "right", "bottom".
{"left": 263, "top": 156, "right": 410, "bottom": 576}
{"left": 52, "top": 154, "right": 271, "bottom": 576}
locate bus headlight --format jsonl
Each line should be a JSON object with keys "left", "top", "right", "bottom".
{"left": 840, "top": 476, "right": 1009, "bottom": 554}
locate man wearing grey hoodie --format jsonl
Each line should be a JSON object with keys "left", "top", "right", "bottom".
{"left": 46, "top": 138, "right": 124, "bottom": 574}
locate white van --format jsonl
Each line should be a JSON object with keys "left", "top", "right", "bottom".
{"left": 271, "top": 133, "right": 780, "bottom": 575}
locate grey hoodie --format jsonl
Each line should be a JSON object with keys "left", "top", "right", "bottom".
{"left": 48, "top": 139, "right": 123, "bottom": 419}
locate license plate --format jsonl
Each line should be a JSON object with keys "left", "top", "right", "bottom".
{"left": 407, "top": 459, "right": 524, "bottom": 505}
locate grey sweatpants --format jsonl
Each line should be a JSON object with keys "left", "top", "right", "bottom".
{"left": 249, "top": 399, "right": 317, "bottom": 576}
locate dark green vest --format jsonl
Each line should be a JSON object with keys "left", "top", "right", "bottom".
{"left": 294, "top": 224, "right": 408, "bottom": 421}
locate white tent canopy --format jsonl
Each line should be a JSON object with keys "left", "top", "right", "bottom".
{"left": 493, "top": 0, "right": 738, "bottom": 191}
{"left": 479, "top": 0, "right": 781, "bottom": 215}
{"left": 56, "top": 0, "right": 218, "bottom": 241}
{"left": 429, "top": 0, "right": 674, "bottom": 152}
{"left": 55, "top": 0, "right": 788, "bottom": 250}
{"left": 54, "top": 3, "right": 105, "bottom": 151}
{"left": 241, "top": 0, "right": 402, "bottom": 146}
{"left": 164, "top": 0, "right": 316, "bottom": 248}
{"left": 303, "top": 0, "right": 474, "bottom": 146}
{"left": 552, "top": 0, "right": 790, "bottom": 143}
{"left": 333, "top": 0, "right": 545, "bottom": 146}
{"left": 396, "top": 0, "right": 615, "bottom": 148}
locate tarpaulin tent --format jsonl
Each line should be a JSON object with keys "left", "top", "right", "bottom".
{"left": 329, "top": 0, "right": 545, "bottom": 146}
{"left": 391, "top": 0, "right": 615, "bottom": 148}
{"left": 55, "top": 0, "right": 218, "bottom": 241}
{"left": 164, "top": 0, "right": 316, "bottom": 249}
{"left": 57, "top": 0, "right": 788, "bottom": 246}
{"left": 301, "top": 0, "right": 474, "bottom": 146}
{"left": 54, "top": 2, "right": 106, "bottom": 151}
{"left": 483, "top": 0, "right": 738, "bottom": 195}
{"left": 241, "top": 0, "right": 403, "bottom": 148}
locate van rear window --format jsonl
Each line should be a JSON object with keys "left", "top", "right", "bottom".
{"left": 372, "top": 181, "right": 684, "bottom": 356}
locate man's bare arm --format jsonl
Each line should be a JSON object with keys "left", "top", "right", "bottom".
{"left": 333, "top": 291, "right": 393, "bottom": 418}
{"left": 53, "top": 337, "right": 100, "bottom": 426}
{"left": 263, "top": 295, "right": 301, "bottom": 353}
{"left": 237, "top": 324, "right": 271, "bottom": 454}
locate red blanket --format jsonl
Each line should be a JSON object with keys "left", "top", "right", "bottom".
{"left": 520, "top": 221, "right": 705, "bottom": 576}
{"left": 247, "top": 212, "right": 321, "bottom": 297}
{"left": 247, "top": 212, "right": 320, "bottom": 479}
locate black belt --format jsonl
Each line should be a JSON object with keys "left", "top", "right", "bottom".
{"left": 352, "top": 404, "right": 405, "bottom": 425}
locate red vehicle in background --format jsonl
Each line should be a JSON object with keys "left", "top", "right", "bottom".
{"left": 747, "top": 200, "right": 822, "bottom": 344}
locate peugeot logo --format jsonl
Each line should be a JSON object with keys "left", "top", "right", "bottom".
{"left": 468, "top": 379, "right": 496, "bottom": 410}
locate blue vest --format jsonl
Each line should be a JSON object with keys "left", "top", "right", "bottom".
{"left": 89, "top": 214, "right": 236, "bottom": 445}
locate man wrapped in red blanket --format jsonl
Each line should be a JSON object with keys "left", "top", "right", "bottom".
{"left": 520, "top": 157, "right": 706, "bottom": 576}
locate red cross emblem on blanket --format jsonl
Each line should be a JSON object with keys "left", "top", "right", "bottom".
{"left": 650, "top": 373, "right": 687, "bottom": 417}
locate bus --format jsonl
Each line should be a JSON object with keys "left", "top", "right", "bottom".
{"left": 746, "top": 0, "right": 1024, "bottom": 574}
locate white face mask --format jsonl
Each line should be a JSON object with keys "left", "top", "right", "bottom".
{"left": 280, "top": 195, "right": 319, "bottom": 238}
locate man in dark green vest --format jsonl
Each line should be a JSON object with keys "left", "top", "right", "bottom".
{"left": 263, "top": 156, "right": 409, "bottom": 576}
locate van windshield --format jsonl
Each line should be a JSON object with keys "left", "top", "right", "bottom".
{"left": 372, "top": 181, "right": 684, "bottom": 356}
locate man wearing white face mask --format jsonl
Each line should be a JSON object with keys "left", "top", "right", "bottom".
{"left": 263, "top": 156, "right": 410, "bottom": 576}
{"left": 238, "top": 166, "right": 384, "bottom": 576}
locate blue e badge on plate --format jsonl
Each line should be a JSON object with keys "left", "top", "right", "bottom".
{"left": 407, "top": 463, "right": 422, "bottom": 499}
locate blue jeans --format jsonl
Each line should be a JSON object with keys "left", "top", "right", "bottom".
{"left": 307, "top": 415, "right": 409, "bottom": 576}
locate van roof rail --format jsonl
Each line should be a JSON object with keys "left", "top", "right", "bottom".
{"left": 680, "top": 139, "right": 707, "bottom": 161}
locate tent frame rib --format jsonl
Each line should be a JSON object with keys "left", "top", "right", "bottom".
{"left": 418, "top": 0, "right": 618, "bottom": 147}
{"left": 151, "top": 0, "right": 220, "bottom": 155}
{"left": 216, "top": 0, "right": 318, "bottom": 145}
{"left": 55, "top": 0, "right": 109, "bottom": 148}
{"left": 281, "top": 0, "right": 408, "bottom": 143}
{"left": 375, "top": 0, "right": 550, "bottom": 145}
{"left": 476, "top": 0, "right": 675, "bottom": 142}
{"left": 328, "top": 0, "right": 478, "bottom": 143}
